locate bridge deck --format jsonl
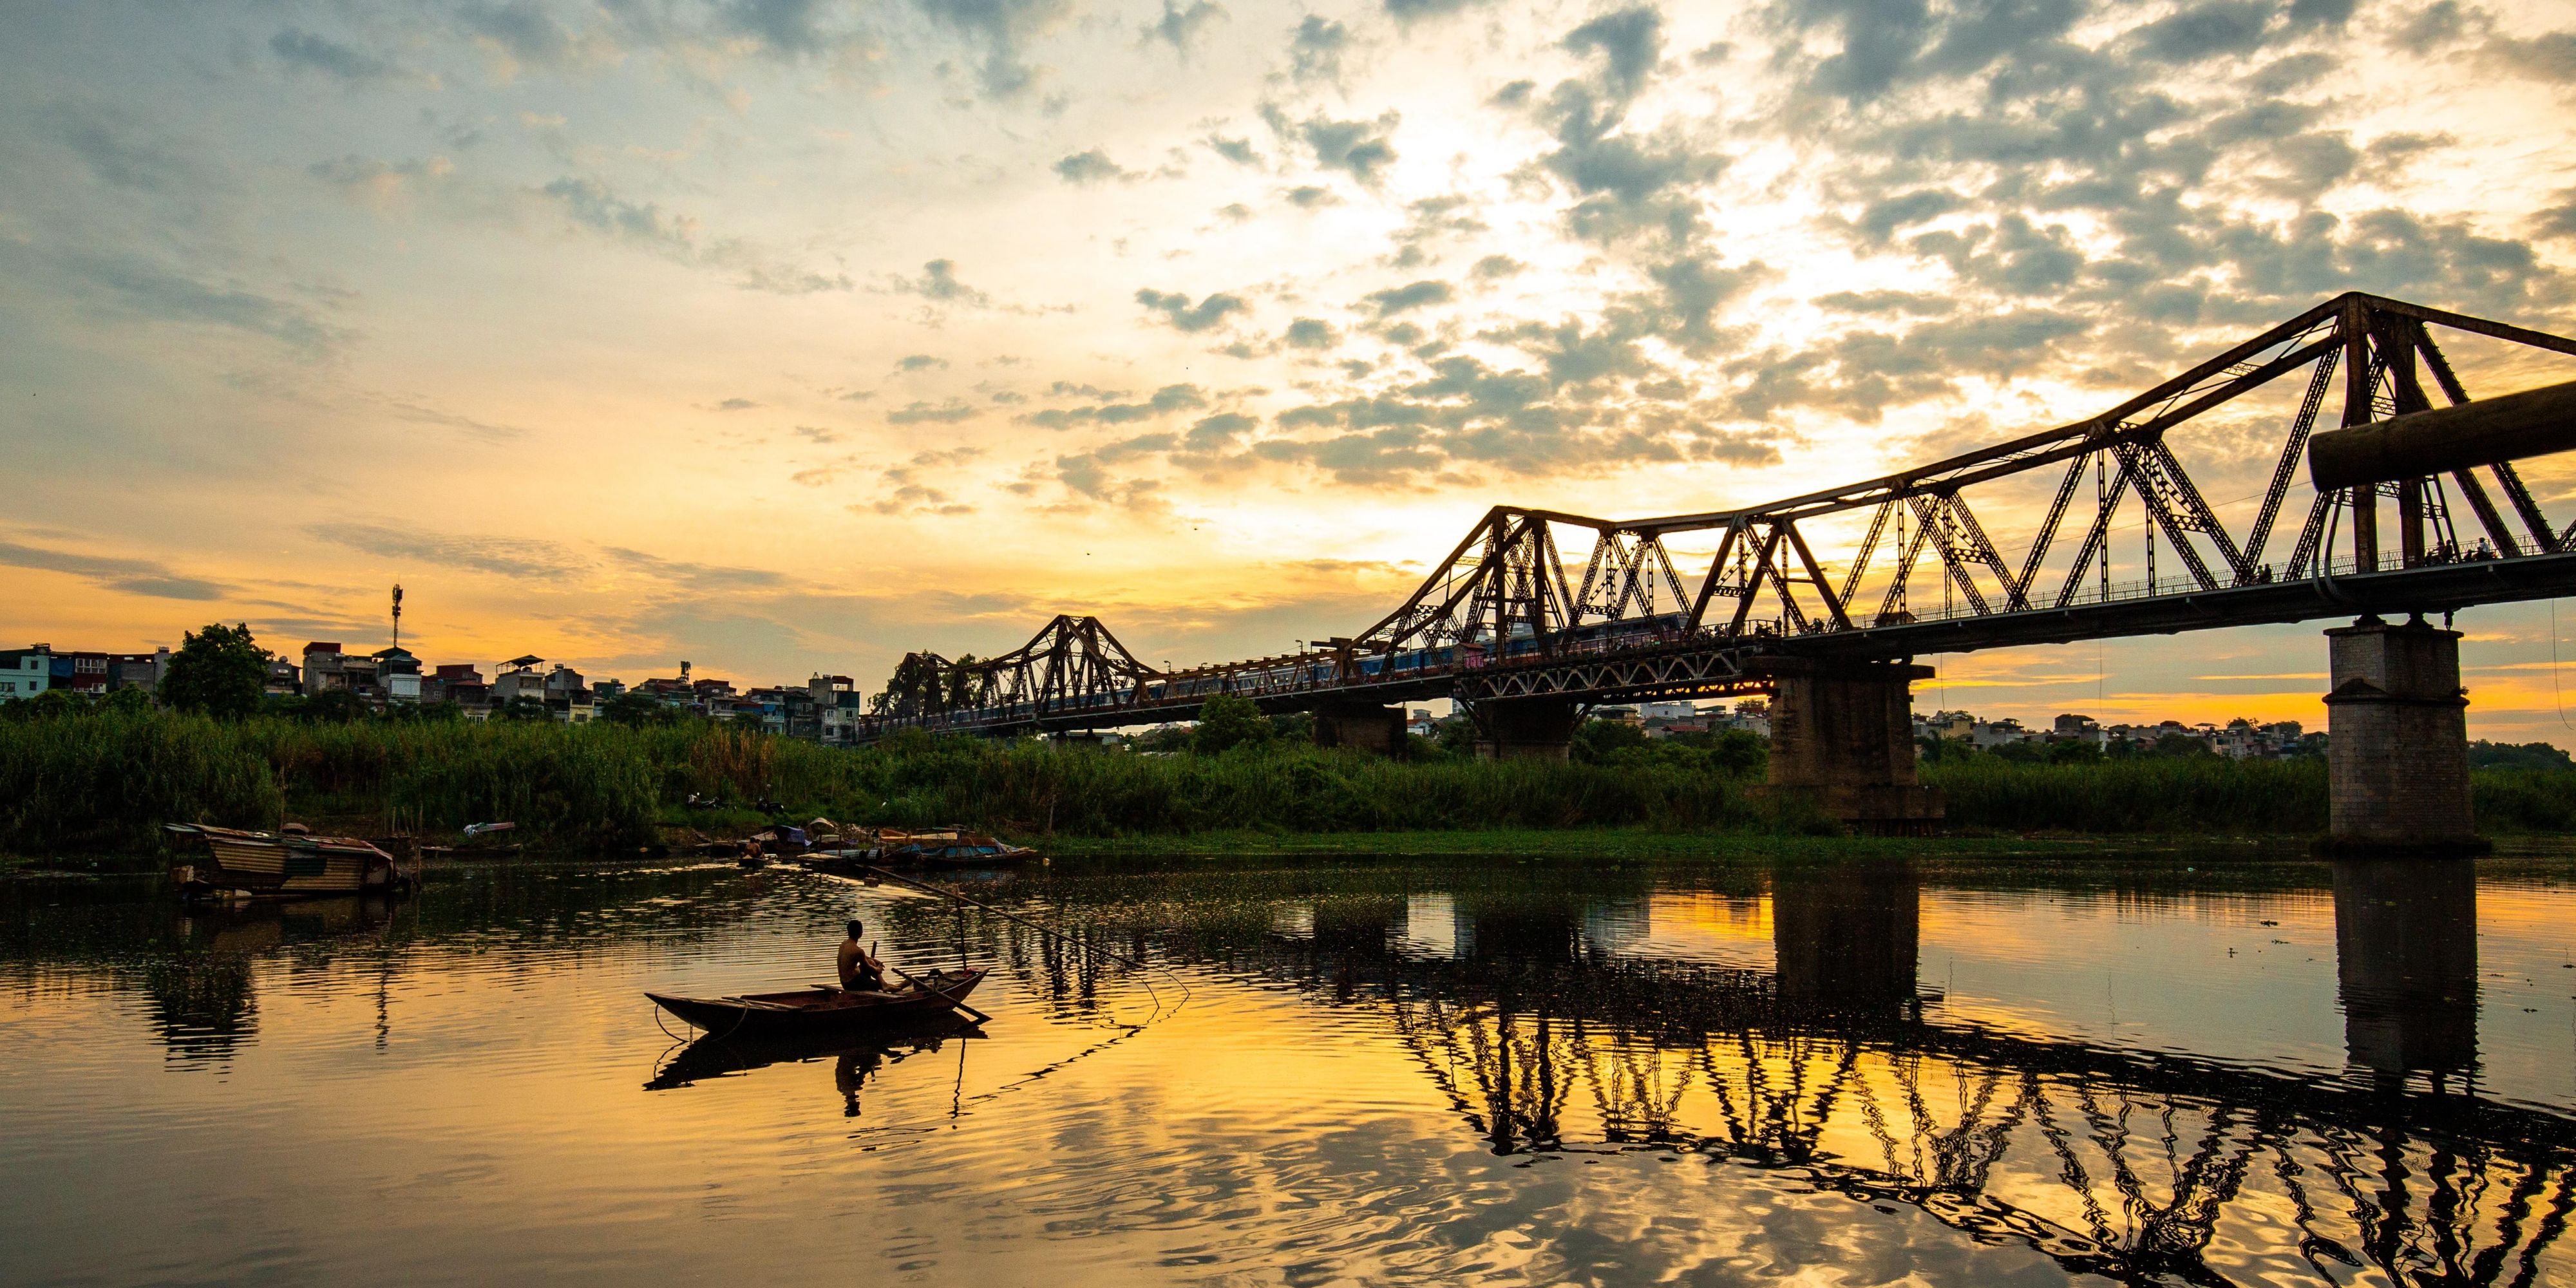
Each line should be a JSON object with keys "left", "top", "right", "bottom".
{"left": 869, "top": 551, "right": 2576, "bottom": 738}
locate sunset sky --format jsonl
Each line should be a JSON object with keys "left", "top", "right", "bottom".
{"left": 5, "top": 0, "right": 2575, "bottom": 738}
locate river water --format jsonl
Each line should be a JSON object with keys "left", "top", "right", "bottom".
{"left": 4, "top": 850, "right": 2573, "bottom": 1286}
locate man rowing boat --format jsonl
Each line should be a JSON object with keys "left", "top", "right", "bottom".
{"left": 837, "top": 918, "right": 887, "bottom": 993}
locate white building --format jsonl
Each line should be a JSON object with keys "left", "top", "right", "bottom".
{"left": 0, "top": 647, "right": 50, "bottom": 699}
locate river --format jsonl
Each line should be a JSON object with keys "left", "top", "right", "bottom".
{"left": 4, "top": 849, "right": 2573, "bottom": 1285}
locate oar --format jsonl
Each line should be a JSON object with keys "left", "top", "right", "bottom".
{"left": 884, "top": 961, "right": 993, "bottom": 1025}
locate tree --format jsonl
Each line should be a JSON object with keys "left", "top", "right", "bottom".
{"left": 495, "top": 694, "right": 549, "bottom": 722}
{"left": 1571, "top": 717, "right": 1647, "bottom": 763}
{"left": 158, "top": 623, "right": 269, "bottom": 717}
{"left": 305, "top": 688, "right": 368, "bottom": 723}
{"left": 1191, "top": 694, "right": 1269, "bottom": 754}
{"left": 600, "top": 690, "right": 672, "bottom": 726}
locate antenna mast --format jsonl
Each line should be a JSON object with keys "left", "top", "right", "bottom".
{"left": 391, "top": 583, "right": 404, "bottom": 649}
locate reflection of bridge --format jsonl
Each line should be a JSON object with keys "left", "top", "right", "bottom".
{"left": 864, "top": 294, "right": 2576, "bottom": 842}
{"left": 982, "top": 862, "right": 2572, "bottom": 1287}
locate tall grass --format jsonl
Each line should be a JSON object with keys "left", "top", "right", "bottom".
{"left": 1925, "top": 757, "right": 2331, "bottom": 833}
{"left": 0, "top": 709, "right": 283, "bottom": 852}
{"left": 6, "top": 710, "right": 2573, "bottom": 854}
{"left": 0, "top": 712, "right": 1781, "bottom": 853}
{"left": 1924, "top": 755, "right": 2576, "bottom": 834}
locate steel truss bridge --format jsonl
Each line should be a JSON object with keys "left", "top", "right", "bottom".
{"left": 861, "top": 292, "right": 2576, "bottom": 739}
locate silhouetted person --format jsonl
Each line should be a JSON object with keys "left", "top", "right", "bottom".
{"left": 838, "top": 918, "right": 886, "bottom": 992}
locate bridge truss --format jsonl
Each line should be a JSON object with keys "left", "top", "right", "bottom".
{"left": 863, "top": 292, "right": 2576, "bottom": 738}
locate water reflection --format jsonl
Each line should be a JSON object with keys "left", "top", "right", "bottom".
{"left": 647, "top": 1014, "right": 980, "bottom": 1121}
{"left": 1771, "top": 858, "right": 1924, "bottom": 1019}
{"left": 140, "top": 896, "right": 400, "bottom": 1065}
{"left": 985, "top": 857, "right": 2575, "bottom": 1287}
{"left": 5, "top": 854, "right": 2571, "bottom": 1286}
{"left": 2334, "top": 857, "right": 2479, "bottom": 1084}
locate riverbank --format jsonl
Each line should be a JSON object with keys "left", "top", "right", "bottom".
{"left": 6, "top": 709, "right": 2575, "bottom": 857}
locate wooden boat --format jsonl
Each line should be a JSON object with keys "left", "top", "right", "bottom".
{"left": 166, "top": 823, "right": 420, "bottom": 902}
{"left": 646, "top": 967, "right": 986, "bottom": 1037}
{"left": 807, "top": 827, "right": 1037, "bottom": 869}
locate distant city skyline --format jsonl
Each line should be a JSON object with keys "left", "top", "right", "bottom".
{"left": 5, "top": 1, "right": 2575, "bottom": 741}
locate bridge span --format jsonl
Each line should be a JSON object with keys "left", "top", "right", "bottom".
{"left": 860, "top": 292, "right": 2576, "bottom": 848}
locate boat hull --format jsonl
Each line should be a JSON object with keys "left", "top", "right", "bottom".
{"left": 647, "top": 968, "right": 986, "bottom": 1037}
{"left": 169, "top": 825, "right": 418, "bottom": 901}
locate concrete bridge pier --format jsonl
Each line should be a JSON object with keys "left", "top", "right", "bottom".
{"left": 1757, "top": 659, "right": 1943, "bottom": 832}
{"left": 1312, "top": 703, "right": 1406, "bottom": 756}
{"left": 1466, "top": 697, "right": 1579, "bottom": 760}
{"left": 2333, "top": 857, "right": 2477, "bottom": 1084}
{"left": 2322, "top": 615, "right": 2485, "bottom": 855}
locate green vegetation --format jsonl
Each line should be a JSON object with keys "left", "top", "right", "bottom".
{"left": 156, "top": 623, "right": 269, "bottom": 717}
{"left": 0, "top": 706, "right": 1818, "bottom": 857}
{"left": 6, "top": 695, "right": 2575, "bottom": 858}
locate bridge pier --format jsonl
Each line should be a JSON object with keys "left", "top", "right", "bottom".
{"left": 1466, "top": 697, "right": 1578, "bottom": 761}
{"left": 1757, "top": 659, "right": 1943, "bottom": 832}
{"left": 1312, "top": 703, "right": 1406, "bottom": 756}
{"left": 2333, "top": 858, "right": 2477, "bottom": 1083}
{"left": 2322, "top": 615, "right": 2484, "bottom": 855}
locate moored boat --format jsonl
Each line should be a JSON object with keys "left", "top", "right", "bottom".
{"left": 167, "top": 823, "right": 420, "bottom": 902}
{"left": 803, "top": 826, "right": 1037, "bottom": 869}
{"left": 646, "top": 967, "right": 986, "bottom": 1037}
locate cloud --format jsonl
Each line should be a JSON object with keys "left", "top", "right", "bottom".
{"left": 896, "top": 354, "right": 949, "bottom": 370}
{"left": 1204, "top": 134, "right": 1262, "bottom": 166}
{"left": 536, "top": 176, "right": 851, "bottom": 294}
{"left": 1283, "top": 317, "right": 1338, "bottom": 349}
{"left": 64, "top": 254, "right": 354, "bottom": 358}
{"left": 1284, "top": 184, "right": 1340, "bottom": 208}
{"left": 886, "top": 399, "right": 980, "bottom": 424}
{"left": 1361, "top": 279, "right": 1454, "bottom": 317}
{"left": 915, "top": 0, "right": 1072, "bottom": 99}
{"left": 2131, "top": 1, "right": 2277, "bottom": 63}
{"left": 1298, "top": 112, "right": 1401, "bottom": 185}
{"left": 1472, "top": 254, "right": 1526, "bottom": 281}
{"left": 1561, "top": 7, "right": 1662, "bottom": 103}
{"left": 1054, "top": 148, "right": 1135, "bottom": 185}
{"left": 1135, "top": 287, "right": 1249, "bottom": 332}
{"left": 457, "top": 1, "right": 578, "bottom": 68}
{"left": 0, "top": 538, "right": 230, "bottom": 600}
{"left": 2485, "top": 30, "right": 2576, "bottom": 81}
{"left": 1184, "top": 412, "right": 1258, "bottom": 450}
{"left": 2535, "top": 189, "right": 2576, "bottom": 241}
{"left": 1814, "top": 289, "right": 1956, "bottom": 316}
{"left": 1289, "top": 15, "right": 1350, "bottom": 84}
{"left": 890, "top": 258, "right": 992, "bottom": 306}
{"left": 43, "top": 104, "right": 205, "bottom": 196}
{"left": 605, "top": 546, "right": 787, "bottom": 591}
{"left": 379, "top": 395, "right": 529, "bottom": 442}
{"left": 269, "top": 28, "right": 392, "bottom": 81}
{"left": 1143, "top": 0, "right": 1226, "bottom": 52}
{"left": 309, "top": 523, "right": 582, "bottom": 580}
{"left": 1383, "top": 0, "right": 1492, "bottom": 23}
{"left": 308, "top": 154, "right": 455, "bottom": 209}
{"left": 1024, "top": 383, "right": 1209, "bottom": 428}
{"left": 1850, "top": 189, "right": 1965, "bottom": 245}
